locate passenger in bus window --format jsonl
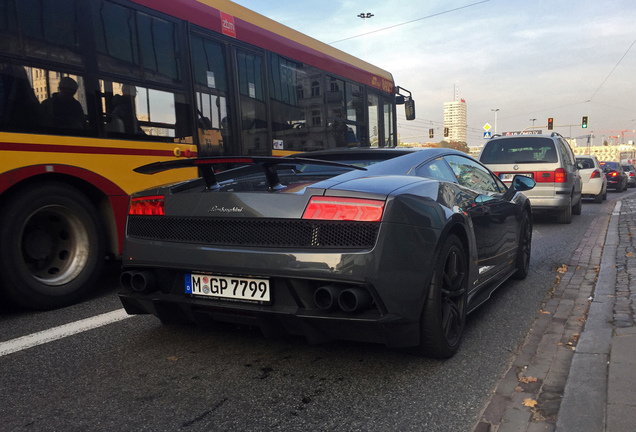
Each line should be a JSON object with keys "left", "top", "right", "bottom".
{"left": 0, "top": 63, "right": 41, "bottom": 130}
{"left": 112, "top": 84, "right": 145, "bottom": 135}
{"left": 41, "top": 77, "right": 86, "bottom": 130}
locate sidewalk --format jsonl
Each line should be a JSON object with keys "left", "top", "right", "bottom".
{"left": 557, "top": 199, "right": 636, "bottom": 432}
{"left": 473, "top": 198, "right": 636, "bottom": 432}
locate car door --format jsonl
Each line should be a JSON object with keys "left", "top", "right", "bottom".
{"left": 444, "top": 155, "right": 521, "bottom": 271}
{"left": 558, "top": 138, "right": 582, "bottom": 198}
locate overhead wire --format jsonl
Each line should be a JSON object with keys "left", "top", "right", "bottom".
{"left": 328, "top": 0, "right": 490, "bottom": 45}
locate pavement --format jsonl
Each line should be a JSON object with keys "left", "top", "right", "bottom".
{"left": 473, "top": 198, "right": 636, "bottom": 432}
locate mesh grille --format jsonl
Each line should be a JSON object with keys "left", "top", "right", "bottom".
{"left": 127, "top": 216, "right": 379, "bottom": 249}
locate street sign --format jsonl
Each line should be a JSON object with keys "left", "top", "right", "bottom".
{"left": 483, "top": 123, "right": 491, "bottom": 131}
{"left": 484, "top": 131, "right": 491, "bottom": 139}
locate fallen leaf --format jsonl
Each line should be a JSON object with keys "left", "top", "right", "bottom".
{"left": 578, "top": 317, "right": 586, "bottom": 322}
{"left": 558, "top": 343, "right": 563, "bottom": 346}
{"left": 515, "top": 386, "right": 523, "bottom": 392}
{"left": 626, "top": 252, "right": 635, "bottom": 257}
{"left": 557, "top": 265, "right": 568, "bottom": 273}
{"left": 519, "top": 376, "right": 538, "bottom": 383}
{"left": 540, "top": 310, "right": 551, "bottom": 314}
{"left": 167, "top": 356, "right": 180, "bottom": 361}
{"left": 523, "top": 398, "right": 538, "bottom": 407}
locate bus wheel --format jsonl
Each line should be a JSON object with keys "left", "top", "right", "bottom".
{"left": 0, "top": 182, "right": 105, "bottom": 310}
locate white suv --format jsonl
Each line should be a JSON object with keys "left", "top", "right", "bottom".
{"left": 479, "top": 133, "right": 582, "bottom": 224}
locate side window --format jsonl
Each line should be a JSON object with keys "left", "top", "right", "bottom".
{"left": 0, "top": 62, "right": 96, "bottom": 137}
{"left": 445, "top": 155, "right": 499, "bottom": 193}
{"left": 2, "top": 0, "right": 83, "bottom": 66}
{"left": 558, "top": 139, "right": 574, "bottom": 165}
{"left": 416, "top": 157, "right": 457, "bottom": 183}
{"left": 95, "top": 1, "right": 181, "bottom": 84}
{"left": 99, "top": 80, "right": 192, "bottom": 142}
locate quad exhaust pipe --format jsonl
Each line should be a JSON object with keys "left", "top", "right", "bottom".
{"left": 120, "top": 270, "right": 158, "bottom": 293}
{"left": 314, "top": 285, "right": 372, "bottom": 312}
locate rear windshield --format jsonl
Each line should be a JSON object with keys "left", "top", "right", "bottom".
{"left": 622, "top": 165, "right": 632, "bottom": 171}
{"left": 480, "top": 138, "right": 558, "bottom": 164}
{"left": 601, "top": 161, "right": 619, "bottom": 170}
{"left": 577, "top": 158, "right": 595, "bottom": 169}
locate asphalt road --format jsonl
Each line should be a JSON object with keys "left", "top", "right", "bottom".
{"left": 1, "top": 190, "right": 632, "bottom": 432}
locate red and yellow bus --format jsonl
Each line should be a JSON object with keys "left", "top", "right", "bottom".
{"left": 0, "top": 0, "right": 413, "bottom": 309}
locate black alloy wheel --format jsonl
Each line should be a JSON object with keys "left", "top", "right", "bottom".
{"left": 513, "top": 212, "right": 532, "bottom": 280}
{"left": 417, "top": 234, "right": 468, "bottom": 359}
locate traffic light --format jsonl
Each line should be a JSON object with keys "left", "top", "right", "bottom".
{"left": 548, "top": 118, "right": 554, "bottom": 130}
{"left": 582, "top": 116, "right": 588, "bottom": 129}
{"left": 444, "top": 127, "right": 449, "bottom": 138}
{"left": 429, "top": 128, "right": 434, "bottom": 139}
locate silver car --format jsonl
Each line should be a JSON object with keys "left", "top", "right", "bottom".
{"left": 479, "top": 133, "right": 582, "bottom": 224}
{"left": 576, "top": 155, "right": 607, "bottom": 203}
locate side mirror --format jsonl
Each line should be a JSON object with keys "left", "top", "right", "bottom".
{"left": 512, "top": 175, "right": 536, "bottom": 191}
{"left": 503, "top": 175, "right": 536, "bottom": 201}
{"left": 405, "top": 99, "right": 416, "bottom": 121}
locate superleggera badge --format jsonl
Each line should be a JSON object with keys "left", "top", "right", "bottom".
{"left": 208, "top": 206, "right": 243, "bottom": 213}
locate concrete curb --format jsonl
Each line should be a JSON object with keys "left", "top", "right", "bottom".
{"left": 555, "top": 201, "right": 621, "bottom": 431}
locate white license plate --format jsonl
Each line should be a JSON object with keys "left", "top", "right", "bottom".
{"left": 185, "top": 273, "right": 270, "bottom": 302}
{"left": 501, "top": 173, "right": 532, "bottom": 181}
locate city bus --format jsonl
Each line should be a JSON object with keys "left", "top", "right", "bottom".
{"left": 0, "top": 0, "right": 414, "bottom": 310}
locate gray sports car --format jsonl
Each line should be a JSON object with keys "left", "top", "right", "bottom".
{"left": 119, "top": 148, "right": 535, "bottom": 358}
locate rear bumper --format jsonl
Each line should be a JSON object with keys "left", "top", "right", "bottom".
{"left": 581, "top": 180, "right": 603, "bottom": 196}
{"left": 119, "top": 292, "right": 420, "bottom": 347}
{"left": 524, "top": 193, "right": 572, "bottom": 211}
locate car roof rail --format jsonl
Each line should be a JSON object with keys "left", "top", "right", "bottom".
{"left": 550, "top": 132, "right": 564, "bottom": 138}
{"left": 491, "top": 134, "right": 501, "bottom": 138}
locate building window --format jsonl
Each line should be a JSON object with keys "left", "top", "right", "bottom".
{"left": 312, "top": 109, "right": 321, "bottom": 126}
{"left": 311, "top": 80, "right": 320, "bottom": 97}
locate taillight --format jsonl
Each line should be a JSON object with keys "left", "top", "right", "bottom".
{"left": 630, "top": 172, "right": 634, "bottom": 177}
{"left": 555, "top": 168, "right": 567, "bottom": 183}
{"left": 590, "top": 170, "right": 601, "bottom": 179}
{"left": 303, "top": 197, "right": 384, "bottom": 221}
{"left": 535, "top": 169, "right": 567, "bottom": 183}
{"left": 610, "top": 172, "right": 618, "bottom": 177}
{"left": 535, "top": 171, "right": 554, "bottom": 183}
{"left": 129, "top": 196, "right": 165, "bottom": 215}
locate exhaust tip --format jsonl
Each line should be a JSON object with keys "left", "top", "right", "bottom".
{"left": 338, "top": 288, "right": 372, "bottom": 312}
{"left": 120, "top": 271, "right": 135, "bottom": 290}
{"left": 314, "top": 285, "right": 341, "bottom": 311}
{"left": 131, "top": 270, "right": 157, "bottom": 293}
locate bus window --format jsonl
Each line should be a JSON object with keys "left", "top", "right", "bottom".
{"left": 39, "top": 71, "right": 90, "bottom": 133}
{"left": 346, "top": 82, "right": 363, "bottom": 123}
{"left": 5, "top": 0, "right": 83, "bottom": 66}
{"left": 368, "top": 93, "right": 379, "bottom": 147}
{"left": 94, "top": 1, "right": 142, "bottom": 78}
{"left": 384, "top": 100, "right": 395, "bottom": 147}
{"left": 137, "top": 12, "right": 181, "bottom": 85}
{"left": 190, "top": 35, "right": 231, "bottom": 156}
{"left": 0, "top": 63, "right": 41, "bottom": 131}
{"left": 236, "top": 49, "right": 267, "bottom": 156}
{"left": 100, "top": 80, "right": 191, "bottom": 142}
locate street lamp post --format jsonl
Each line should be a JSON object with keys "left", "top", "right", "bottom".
{"left": 530, "top": 118, "right": 537, "bottom": 130}
{"left": 357, "top": 12, "right": 374, "bottom": 60}
{"left": 491, "top": 109, "right": 499, "bottom": 134}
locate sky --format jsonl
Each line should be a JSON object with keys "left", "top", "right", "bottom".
{"left": 232, "top": 0, "right": 636, "bottom": 147}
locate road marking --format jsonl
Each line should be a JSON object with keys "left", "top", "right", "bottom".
{"left": 0, "top": 309, "right": 132, "bottom": 357}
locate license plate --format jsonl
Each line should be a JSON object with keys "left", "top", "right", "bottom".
{"left": 501, "top": 173, "right": 532, "bottom": 181}
{"left": 185, "top": 273, "right": 270, "bottom": 302}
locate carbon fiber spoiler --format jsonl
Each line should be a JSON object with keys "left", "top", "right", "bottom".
{"left": 134, "top": 156, "right": 366, "bottom": 192}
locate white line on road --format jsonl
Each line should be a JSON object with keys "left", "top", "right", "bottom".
{"left": 0, "top": 309, "right": 133, "bottom": 357}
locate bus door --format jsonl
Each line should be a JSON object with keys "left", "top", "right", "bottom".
{"left": 368, "top": 92, "right": 396, "bottom": 148}
{"left": 189, "top": 33, "right": 233, "bottom": 157}
{"left": 234, "top": 48, "right": 269, "bottom": 156}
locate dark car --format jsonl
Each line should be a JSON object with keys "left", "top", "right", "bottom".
{"left": 621, "top": 164, "right": 636, "bottom": 188}
{"left": 600, "top": 161, "right": 627, "bottom": 191}
{"left": 119, "top": 148, "right": 535, "bottom": 358}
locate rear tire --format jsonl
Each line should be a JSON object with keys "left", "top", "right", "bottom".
{"left": 512, "top": 212, "right": 532, "bottom": 280}
{"left": 557, "top": 198, "right": 572, "bottom": 224}
{"left": 572, "top": 195, "right": 582, "bottom": 215}
{"left": 594, "top": 191, "right": 603, "bottom": 203}
{"left": 0, "top": 182, "right": 105, "bottom": 310}
{"left": 416, "top": 234, "right": 468, "bottom": 359}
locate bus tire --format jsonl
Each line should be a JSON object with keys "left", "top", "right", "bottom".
{"left": 0, "top": 182, "right": 105, "bottom": 310}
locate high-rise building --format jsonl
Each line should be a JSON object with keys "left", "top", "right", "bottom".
{"left": 443, "top": 100, "right": 467, "bottom": 143}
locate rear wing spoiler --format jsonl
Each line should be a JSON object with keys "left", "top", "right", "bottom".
{"left": 134, "top": 156, "right": 366, "bottom": 192}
